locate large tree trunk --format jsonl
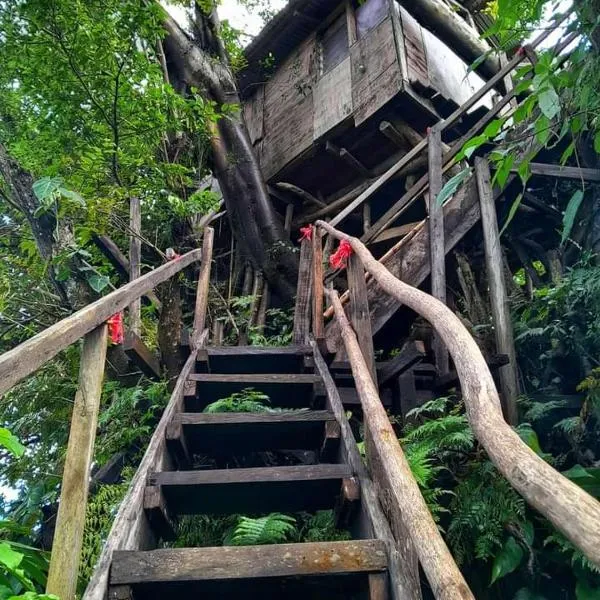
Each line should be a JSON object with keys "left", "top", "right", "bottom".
{"left": 161, "top": 9, "right": 298, "bottom": 300}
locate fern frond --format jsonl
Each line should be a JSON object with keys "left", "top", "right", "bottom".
{"left": 227, "top": 513, "right": 297, "bottom": 546}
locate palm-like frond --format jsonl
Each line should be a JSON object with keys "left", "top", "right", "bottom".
{"left": 226, "top": 513, "right": 297, "bottom": 546}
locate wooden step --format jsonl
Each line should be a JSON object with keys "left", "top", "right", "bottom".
{"left": 197, "top": 345, "right": 312, "bottom": 375}
{"left": 184, "top": 373, "right": 325, "bottom": 411}
{"left": 146, "top": 464, "right": 352, "bottom": 515}
{"left": 166, "top": 411, "right": 340, "bottom": 467}
{"left": 109, "top": 540, "right": 387, "bottom": 600}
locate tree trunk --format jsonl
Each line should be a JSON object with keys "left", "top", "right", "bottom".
{"left": 161, "top": 11, "right": 298, "bottom": 300}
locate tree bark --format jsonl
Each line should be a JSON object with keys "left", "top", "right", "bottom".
{"left": 161, "top": 10, "right": 297, "bottom": 300}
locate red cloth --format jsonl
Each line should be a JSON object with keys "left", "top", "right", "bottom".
{"left": 329, "top": 240, "right": 353, "bottom": 270}
{"left": 107, "top": 312, "right": 124, "bottom": 345}
{"left": 298, "top": 224, "right": 313, "bottom": 242}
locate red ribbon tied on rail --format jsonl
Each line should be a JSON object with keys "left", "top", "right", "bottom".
{"left": 107, "top": 312, "right": 124, "bottom": 345}
{"left": 298, "top": 224, "right": 313, "bottom": 242}
{"left": 329, "top": 240, "right": 353, "bottom": 270}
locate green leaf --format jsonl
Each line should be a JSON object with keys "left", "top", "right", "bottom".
{"left": 87, "top": 273, "right": 111, "bottom": 293}
{"left": 538, "top": 85, "right": 561, "bottom": 119}
{"left": 562, "top": 465, "right": 600, "bottom": 497}
{"left": 491, "top": 536, "right": 524, "bottom": 584}
{"left": 457, "top": 135, "right": 488, "bottom": 161}
{"left": 499, "top": 193, "right": 522, "bottom": 236}
{"left": 435, "top": 168, "right": 472, "bottom": 207}
{"left": 0, "top": 543, "right": 24, "bottom": 571}
{"left": 534, "top": 116, "right": 551, "bottom": 145}
{"left": 58, "top": 187, "right": 86, "bottom": 207}
{"left": 561, "top": 189, "right": 584, "bottom": 245}
{"left": 560, "top": 142, "right": 575, "bottom": 165}
{"left": 484, "top": 119, "right": 504, "bottom": 139}
{"left": 576, "top": 579, "right": 600, "bottom": 600}
{"left": 0, "top": 428, "right": 25, "bottom": 458}
{"left": 32, "top": 177, "right": 63, "bottom": 202}
{"left": 493, "top": 153, "right": 515, "bottom": 189}
{"left": 594, "top": 132, "right": 600, "bottom": 155}
{"left": 517, "top": 160, "right": 531, "bottom": 186}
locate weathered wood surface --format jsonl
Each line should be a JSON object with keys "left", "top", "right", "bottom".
{"left": 378, "top": 341, "right": 425, "bottom": 388}
{"left": 326, "top": 286, "right": 474, "bottom": 600}
{"left": 206, "top": 345, "right": 311, "bottom": 356}
{"left": 148, "top": 464, "right": 352, "bottom": 515}
{"left": 312, "top": 342, "right": 422, "bottom": 600}
{"left": 47, "top": 325, "right": 108, "bottom": 600}
{"left": 475, "top": 158, "right": 518, "bottom": 425}
{"left": 123, "top": 332, "right": 161, "bottom": 379}
{"left": 129, "top": 197, "right": 142, "bottom": 336}
{"left": 319, "top": 221, "right": 600, "bottom": 569}
{"left": 192, "top": 227, "right": 214, "bottom": 345}
{"left": 82, "top": 341, "right": 202, "bottom": 600}
{"left": 369, "top": 572, "right": 389, "bottom": 600}
{"left": 188, "top": 373, "right": 320, "bottom": 384}
{"left": 356, "top": 0, "right": 389, "bottom": 38}
{"left": 0, "top": 248, "right": 202, "bottom": 396}
{"left": 510, "top": 162, "right": 600, "bottom": 181}
{"left": 312, "top": 229, "right": 325, "bottom": 340}
{"left": 111, "top": 540, "right": 387, "bottom": 584}
{"left": 428, "top": 125, "right": 448, "bottom": 375}
{"left": 398, "top": 7, "right": 429, "bottom": 89}
{"left": 293, "top": 239, "right": 313, "bottom": 344}
{"left": 313, "top": 57, "right": 353, "bottom": 140}
{"left": 347, "top": 254, "right": 377, "bottom": 382}
{"left": 242, "top": 84, "right": 265, "bottom": 145}
{"left": 350, "top": 17, "right": 402, "bottom": 127}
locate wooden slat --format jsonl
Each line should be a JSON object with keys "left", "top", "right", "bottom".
{"left": 0, "top": 248, "right": 202, "bottom": 396}
{"left": 206, "top": 345, "right": 311, "bottom": 356}
{"left": 378, "top": 342, "right": 425, "bottom": 388}
{"left": 111, "top": 540, "right": 387, "bottom": 585}
{"left": 475, "top": 158, "right": 518, "bottom": 425}
{"left": 129, "top": 197, "right": 141, "bottom": 336}
{"left": 510, "top": 162, "right": 600, "bottom": 182}
{"left": 47, "top": 325, "right": 108, "bottom": 600}
{"left": 192, "top": 227, "right": 214, "bottom": 345}
{"left": 188, "top": 373, "right": 320, "bottom": 384}
{"left": 148, "top": 464, "right": 352, "bottom": 515}
{"left": 293, "top": 239, "right": 313, "bottom": 344}
{"left": 428, "top": 126, "right": 448, "bottom": 375}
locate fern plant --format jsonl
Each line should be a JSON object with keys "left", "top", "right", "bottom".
{"left": 225, "top": 513, "right": 297, "bottom": 546}
{"left": 203, "top": 388, "right": 271, "bottom": 413}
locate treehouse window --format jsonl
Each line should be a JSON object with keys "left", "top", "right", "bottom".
{"left": 356, "top": 0, "right": 389, "bottom": 38}
{"left": 319, "top": 12, "right": 349, "bottom": 75}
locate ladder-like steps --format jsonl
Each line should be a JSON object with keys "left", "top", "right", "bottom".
{"left": 166, "top": 410, "right": 340, "bottom": 466}
{"left": 198, "top": 345, "right": 312, "bottom": 374}
{"left": 146, "top": 464, "right": 352, "bottom": 515}
{"left": 184, "top": 373, "right": 325, "bottom": 410}
{"left": 110, "top": 540, "right": 387, "bottom": 599}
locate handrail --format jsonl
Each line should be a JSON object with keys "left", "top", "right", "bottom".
{"left": 328, "top": 16, "right": 569, "bottom": 231}
{"left": 317, "top": 220, "right": 600, "bottom": 568}
{"left": 0, "top": 248, "right": 202, "bottom": 396}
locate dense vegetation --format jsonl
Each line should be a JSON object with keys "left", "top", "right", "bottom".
{"left": 0, "top": 0, "right": 599, "bottom": 598}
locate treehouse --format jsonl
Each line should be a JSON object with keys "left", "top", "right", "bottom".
{"left": 239, "top": 0, "right": 496, "bottom": 241}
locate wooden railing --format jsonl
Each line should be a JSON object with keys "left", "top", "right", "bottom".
{"left": 306, "top": 221, "right": 600, "bottom": 599}
{"left": 0, "top": 234, "right": 213, "bottom": 600}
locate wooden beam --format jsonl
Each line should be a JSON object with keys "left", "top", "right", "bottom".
{"left": 293, "top": 239, "right": 312, "bottom": 344}
{"left": 379, "top": 121, "right": 408, "bottom": 148}
{"left": 192, "top": 227, "right": 214, "bottom": 346}
{"left": 372, "top": 222, "right": 420, "bottom": 244}
{"left": 428, "top": 126, "right": 449, "bottom": 375}
{"left": 129, "top": 197, "right": 141, "bottom": 336}
{"left": 509, "top": 162, "right": 600, "bottom": 182}
{"left": 312, "top": 230, "right": 325, "bottom": 341}
{"left": 284, "top": 203, "right": 294, "bottom": 235}
{"left": 123, "top": 331, "right": 161, "bottom": 379}
{"left": 47, "top": 325, "right": 108, "bottom": 600}
{"left": 326, "top": 141, "right": 372, "bottom": 178}
{"left": 275, "top": 182, "right": 326, "bottom": 208}
{"left": 475, "top": 158, "right": 519, "bottom": 425}
{"left": 0, "top": 248, "right": 202, "bottom": 396}
{"left": 346, "top": 0, "right": 357, "bottom": 46}
{"left": 326, "top": 288, "right": 475, "bottom": 600}
{"left": 378, "top": 342, "right": 425, "bottom": 388}
{"left": 347, "top": 254, "right": 376, "bottom": 383}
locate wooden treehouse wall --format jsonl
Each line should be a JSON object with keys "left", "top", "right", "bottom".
{"left": 242, "top": 0, "right": 491, "bottom": 182}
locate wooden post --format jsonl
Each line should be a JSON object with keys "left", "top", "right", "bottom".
{"left": 129, "top": 197, "right": 141, "bottom": 336}
{"left": 347, "top": 254, "right": 376, "bottom": 383}
{"left": 312, "top": 230, "right": 324, "bottom": 341}
{"left": 192, "top": 227, "right": 214, "bottom": 346}
{"left": 427, "top": 125, "right": 449, "bottom": 375}
{"left": 293, "top": 238, "right": 313, "bottom": 344}
{"left": 47, "top": 324, "right": 108, "bottom": 600}
{"left": 475, "top": 158, "right": 518, "bottom": 425}
{"left": 284, "top": 204, "right": 294, "bottom": 236}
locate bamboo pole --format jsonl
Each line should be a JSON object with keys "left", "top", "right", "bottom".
{"left": 46, "top": 324, "right": 108, "bottom": 600}
{"left": 327, "top": 289, "right": 474, "bottom": 600}
{"left": 317, "top": 220, "right": 600, "bottom": 568}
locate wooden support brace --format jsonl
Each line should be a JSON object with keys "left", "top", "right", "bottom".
{"left": 166, "top": 422, "right": 192, "bottom": 470}
{"left": 143, "top": 485, "right": 176, "bottom": 542}
{"left": 326, "top": 141, "right": 372, "bottom": 179}
{"left": 378, "top": 341, "right": 425, "bottom": 389}
{"left": 192, "top": 227, "right": 214, "bottom": 346}
{"left": 123, "top": 332, "right": 161, "bottom": 379}
{"left": 369, "top": 573, "right": 390, "bottom": 600}
{"left": 312, "top": 230, "right": 325, "bottom": 342}
{"left": 335, "top": 477, "right": 361, "bottom": 528}
{"left": 293, "top": 239, "right": 313, "bottom": 345}
{"left": 319, "top": 420, "right": 341, "bottom": 463}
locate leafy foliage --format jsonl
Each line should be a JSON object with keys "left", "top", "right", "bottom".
{"left": 226, "top": 513, "right": 297, "bottom": 546}
{"left": 203, "top": 388, "right": 272, "bottom": 413}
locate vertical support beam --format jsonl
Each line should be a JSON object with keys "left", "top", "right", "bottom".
{"left": 192, "top": 227, "right": 214, "bottom": 346}
{"left": 363, "top": 203, "right": 371, "bottom": 234}
{"left": 346, "top": 0, "right": 357, "bottom": 45}
{"left": 47, "top": 324, "right": 108, "bottom": 600}
{"left": 312, "top": 230, "right": 325, "bottom": 341}
{"left": 475, "top": 157, "right": 519, "bottom": 425}
{"left": 499, "top": 53, "right": 518, "bottom": 110}
{"left": 427, "top": 125, "right": 449, "bottom": 375}
{"left": 129, "top": 197, "right": 141, "bottom": 336}
{"left": 347, "top": 254, "right": 376, "bottom": 383}
{"left": 293, "top": 239, "right": 313, "bottom": 344}
{"left": 284, "top": 203, "right": 294, "bottom": 236}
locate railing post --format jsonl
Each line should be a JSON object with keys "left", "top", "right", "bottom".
{"left": 46, "top": 324, "right": 108, "bottom": 600}
{"left": 312, "top": 229, "right": 325, "bottom": 342}
{"left": 427, "top": 125, "right": 449, "bottom": 375}
{"left": 129, "top": 197, "right": 141, "bottom": 336}
{"left": 475, "top": 158, "right": 519, "bottom": 424}
{"left": 293, "top": 236, "right": 313, "bottom": 344}
{"left": 192, "top": 227, "right": 214, "bottom": 346}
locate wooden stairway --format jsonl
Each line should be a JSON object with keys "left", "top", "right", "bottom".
{"left": 91, "top": 344, "right": 395, "bottom": 600}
